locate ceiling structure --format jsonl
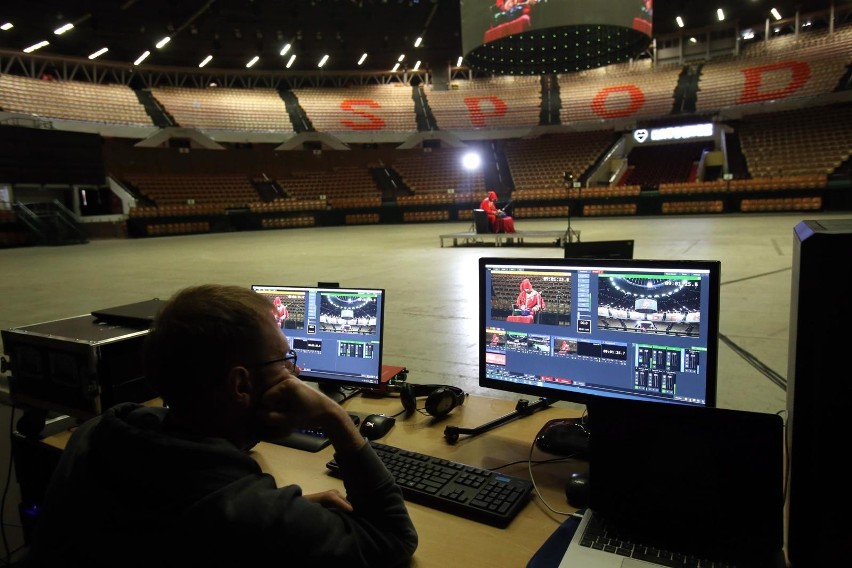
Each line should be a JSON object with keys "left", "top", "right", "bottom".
{"left": 0, "top": 1, "right": 848, "bottom": 75}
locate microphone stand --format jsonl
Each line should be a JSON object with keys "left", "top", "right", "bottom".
{"left": 443, "top": 397, "right": 553, "bottom": 444}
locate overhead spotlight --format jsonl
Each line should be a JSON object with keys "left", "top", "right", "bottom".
{"left": 716, "top": 9, "right": 725, "bottom": 22}
{"left": 134, "top": 50, "right": 151, "bottom": 65}
{"left": 1, "top": 23, "right": 14, "bottom": 31}
{"left": 413, "top": 60, "right": 421, "bottom": 70}
{"left": 23, "top": 41, "right": 50, "bottom": 53}
{"left": 280, "top": 43, "right": 291, "bottom": 55}
{"left": 397, "top": 54, "right": 405, "bottom": 62}
{"left": 155, "top": 36, "right": 170, "bottom": 49}
{"left": 199, "top": 55, "right": 212, "bottom": 67}
{"left": 676, "top": 16, "right": 684, "bottom": 28}
{"left": 456, "top": 56, "right": 463, "bottom": 67}
{"left": 286, "top": 54, "right": 296, "bottom": 68}
{"left": 246, "top": 55, "right": 259, "bottom": 68}
{"left": 771, "top": 8, "right": 782, "bottom": 21}
{"left": 392, "top": 62, "right": 400, "bottom": 71}
{"left": 88, "top": 47, "right": 109, "bottom": 60}
{"left": 358, "top": 53, "right": 367, "bottom": 65}
{"left": 414, "top": 36, "right": 422, "bottom": 47}
{"left": 688, "top": 37, "right": 697, "bottom": 44}
{"left": 53, "top": 23, "right": 74, "bottom": 35}
{"left": 318, "top": 54, "right": 329, "bottom": 68}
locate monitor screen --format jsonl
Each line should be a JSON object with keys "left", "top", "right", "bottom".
{"left": 251, "top": 284, "right": 385, "bottom": 388}
{"left": 479, "top": 257, "right": 720, "bottom": 407}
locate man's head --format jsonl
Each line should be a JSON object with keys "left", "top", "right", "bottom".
{"left": 488, "top": 191, "right": 497, "bottom": 201}
{"left": 144, "top": 284, "right": 294, "bottom": 446}
{"left": 520, "top": 278, "right": 533, "bottom": 292}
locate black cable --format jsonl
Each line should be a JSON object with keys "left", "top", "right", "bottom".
{"left": 718, "top": 332, "right": 787, "bottom": 391}
{"left": 1, "top": 405, "right": 15, "bottom": 567}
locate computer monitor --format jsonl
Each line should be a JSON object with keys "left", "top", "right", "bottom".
{"left": 479, "top": 257, "right": 720, "bottom": 408}
{"left": 563, "top": 239, "right": 634, "bottom": 260}
{"left": 251, "top": 284, "right": 385, "bottom": 388}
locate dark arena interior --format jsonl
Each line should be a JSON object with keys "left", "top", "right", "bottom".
{"left": 0, "top": 1, "right": 850, "bottom": 246}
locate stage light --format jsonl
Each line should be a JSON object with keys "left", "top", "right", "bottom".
{"left": 413, "top": 60, "right": 421, "bottom": 70}
{"left": 155, "top": 37, "right": 171, "bottom": 49}
{"left": 199, "top": 55, "right": 212, "bottom": 67}
{"left": 462, "top": 151, "right": 481, "bottom": 171}
{"left": 358, "top": 53, "right": 367, "bottom": 65}
{"left": 246, "top": 55, "right": 259, "bottom": 68}
{"left": 392, "top": 62, "right": 400, "bottom": 71}
{"left": 318, "top": 54, "right": 329, "bottom": 68}
{"left": 134, "top": 50, "right": 150, "bottom": 65}
{"left": 398, "top": 54, "right": 405, "bottom": 62}
{"left": 414, "top": 37, "right": 422, "bottom": 47}
{"left": 771, "top": 8, "right": 782, "bottom": 21}
{"left": 54, "top": 23, "right": 74, "bottom": 35}
{"left": 280, "top": 43, "right": 291, "bottom": 55}
{"left": 676, "top": 16, "right": 684, "bottom": 28}
{"left": 456, "top": 56, "right": 463, "bottom": 67}
{"left": 285, "top": 54, "right": 296, "bottom": 68}
{"left": 88, "top": 47, "right": 108, "bottom": 60}
{"left": 717, "top": 9, "right": 725, "bottom": 22}
{"left": 1, "top": 23, "right": 13, "bottom": 31}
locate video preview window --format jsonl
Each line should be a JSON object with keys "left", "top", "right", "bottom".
{"left": 319, "top": 292, "right": 378, "bottom": 335}
{"left": 489, "top": 269, "right": 572, "bottom": 327}
{"left": 596, "top": 273, "right": 702, "bottom": 337}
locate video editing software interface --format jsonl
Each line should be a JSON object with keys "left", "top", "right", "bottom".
{"left": 251, "top": 284, "right": 385, "bottom": 387}
{"left": 480, "top": 258, "right": 720, "bottom": 407}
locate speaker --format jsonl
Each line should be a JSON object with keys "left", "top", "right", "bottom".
{"left": 399, "top": 383, "right": 466, "bottom": 418}
{"left": 786, "top": 219, "right": 852, "bottom": 567}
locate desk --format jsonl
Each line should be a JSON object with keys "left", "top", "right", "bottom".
{"left": 37, "top": 394, "right": 584, "bottom": 568}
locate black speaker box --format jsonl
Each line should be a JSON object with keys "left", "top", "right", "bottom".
{"left": 786, "top": 219, "right": 852, "bottom": 566}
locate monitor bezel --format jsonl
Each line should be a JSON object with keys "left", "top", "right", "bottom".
{"left": 478, "top": 256, "right": 720, "bottom": 408}
{"left": 251, "top": 283, "right": 385, "bottom": 389}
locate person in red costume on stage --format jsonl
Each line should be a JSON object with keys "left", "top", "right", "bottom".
{"left": 516, "top": 278, "right": 545, "bottom": 323}
{"left": 272, "top": 296, "right": 289, "bottom": 329}
{"left": 480, "top": 191, "right": 516, "bottom": 233}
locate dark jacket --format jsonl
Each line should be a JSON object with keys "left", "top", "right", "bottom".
{"left": 27, "top": 402, "right": 417, "bottom": 567}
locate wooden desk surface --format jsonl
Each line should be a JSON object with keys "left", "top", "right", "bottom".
{"left": 43, "top": 394, "right": 584, "bottom": 568}
{"left": 258, "top": 394, "right": 584, "bottom": 568}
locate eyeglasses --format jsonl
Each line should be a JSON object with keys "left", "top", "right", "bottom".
{"left": 253, "top": 349, "right": 298, "bottom": 370}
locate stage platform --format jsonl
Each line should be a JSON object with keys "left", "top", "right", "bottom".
{"left": 439, "top": 229, "right": 578, "bottom": 248}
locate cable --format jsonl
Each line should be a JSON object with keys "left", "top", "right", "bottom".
{"left": 1, "top": 405, "right": 16, "bottom": 567}
{"left": 718, "top": 332, "right": 787, "bottom": 391}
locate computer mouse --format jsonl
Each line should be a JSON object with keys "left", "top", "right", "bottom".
{"left": 565, "top": 471, "right": 590, "bottom": 509}
{"left": 360, "top": 413, "right": 396, "bottom": 440}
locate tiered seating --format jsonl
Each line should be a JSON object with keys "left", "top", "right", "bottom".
{"left": 696, "top": 26, "right": 852, "bottom": 112}
{"left": 292, "top": 84, "right": 417, "bottom": 133}
{"left": 625, "top": 141, "right": 711, "bottom": 186}
{"left": 392, "top": 149, "right": 486, "bottom": 197}
{"left": 740, "top": 196, "right": 822, "bottom": 212}
{"left": 557, "top": 60, "right": 683, "bottom": 124}
{"left": 150, "top": 86, "right": 293, "bottom": 131}
{"left": 738, "top": 105, "right": 852, "bottom": 178}
{"left": 277, "top": 166, "right": 380, "bottom": 208}
{"left": 426, "top": 75, "right": 541, "bottom": 130}
{"left": 504, "top": 131, "right": 617, "bottom": 192}
{"left": 125, "top": 174, "right": 260, "bottom": 208}
{"left": 0, "top": 74, "right": 151, "bottom": 126}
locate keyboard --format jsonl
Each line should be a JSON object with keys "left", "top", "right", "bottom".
{"left": 325, "top": 440, "right": 533, "bottom": 528}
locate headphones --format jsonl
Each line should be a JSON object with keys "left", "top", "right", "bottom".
{"left": 399, "top": 383, "right": 467, "bottom": 418}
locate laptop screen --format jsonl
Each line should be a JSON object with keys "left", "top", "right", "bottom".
{"left": 251, "top": 284, "right": 385, "bottom": 388}
{"left": 586, "top": 396, "right": 784, "bottom": 566}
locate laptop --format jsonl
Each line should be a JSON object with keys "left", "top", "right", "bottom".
{"left": 91, "top": 299, "right": 165, "bottom": 328}
{"left": 558, "top": 397, "right": 785, "bottom": 568}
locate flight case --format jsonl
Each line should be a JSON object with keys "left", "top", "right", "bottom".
{"left": 1, "top": 314, "right": 154, "bottom": 418}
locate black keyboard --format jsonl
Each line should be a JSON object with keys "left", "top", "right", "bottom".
{"left": 326, "top": 440, "right": 533, "bottom": 528}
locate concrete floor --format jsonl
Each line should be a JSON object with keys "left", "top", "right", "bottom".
{"left": 1, "top": 211, "right": 849, "bottom": 558}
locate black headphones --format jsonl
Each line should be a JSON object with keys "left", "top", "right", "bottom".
{"left": 399, "top": 383, "right": 467, "bottom": 418}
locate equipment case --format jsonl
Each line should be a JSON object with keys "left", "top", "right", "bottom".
{"left": 1, "top": 314, "right": 154, "bottom": 418}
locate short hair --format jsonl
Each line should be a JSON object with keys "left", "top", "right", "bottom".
{"left": 144, "top": 284, "right": 276, "bottom": 410}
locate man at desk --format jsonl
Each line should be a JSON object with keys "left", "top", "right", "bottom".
{"left": 27, "top": 284, "right": 417, "bottom": 568}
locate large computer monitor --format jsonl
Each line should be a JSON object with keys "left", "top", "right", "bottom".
{"left": 251, "top": 284, "right": 385, "bottom": 389}
{"left": 479, "top": 257, "right": 720, "bottom": 408}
